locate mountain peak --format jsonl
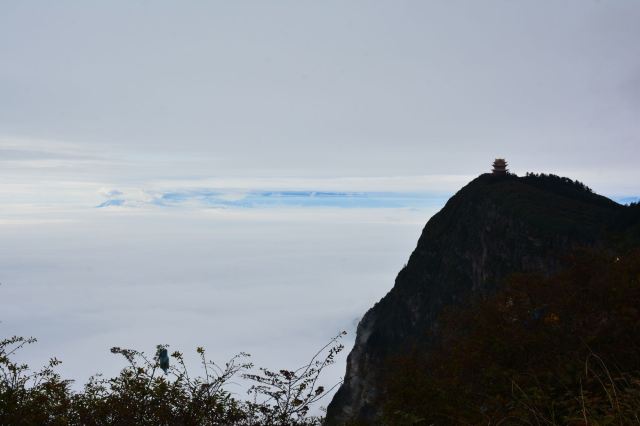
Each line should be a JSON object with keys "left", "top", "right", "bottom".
{"left": 326, "top": 173, "right": 632, "bottom": 424}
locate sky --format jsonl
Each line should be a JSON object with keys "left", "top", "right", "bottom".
{"left": 1, "top": 0, "right": 640, "bottom": 410}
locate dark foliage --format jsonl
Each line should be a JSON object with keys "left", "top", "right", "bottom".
{"left": 0, "top": 332, "right": 346, "bottom": 425}
{"left": 382, "top": 249, "right": 640, "bottom": 425}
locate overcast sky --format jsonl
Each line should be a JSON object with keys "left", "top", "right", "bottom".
{"left": 2, "top": 1, "right": 640, "bottom": 187}
{"left": 1, "top": 0, "right": 639, "bottom": 409}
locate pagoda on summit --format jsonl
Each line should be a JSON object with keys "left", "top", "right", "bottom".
{"left": 492, "top": 158, "right": 508, "bottom": 175}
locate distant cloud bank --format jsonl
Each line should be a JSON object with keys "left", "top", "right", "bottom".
{"left": 96, "top": 189, "right": 450, "bottom": 210}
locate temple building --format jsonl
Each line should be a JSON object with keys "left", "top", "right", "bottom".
{"left": 492, "top": 158, "right": 508, "bottom": 175}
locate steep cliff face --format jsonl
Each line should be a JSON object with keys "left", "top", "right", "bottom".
{"left": 326, "top": 173, "right": 625, "bottom": 424}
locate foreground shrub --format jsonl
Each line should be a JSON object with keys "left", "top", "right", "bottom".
{"left": 0, "top": 331, "right": 346, "bottom": 425}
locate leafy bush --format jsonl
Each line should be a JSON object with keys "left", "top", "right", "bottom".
{"left": 0, "top": 336, "right": 72, "bottom": 425}
{"left": 0, "top": 331, "right": 346, "bottom": 425}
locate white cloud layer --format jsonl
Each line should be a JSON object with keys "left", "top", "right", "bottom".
{"left": 0, "top": 209, "right": 433, "bottom": 410}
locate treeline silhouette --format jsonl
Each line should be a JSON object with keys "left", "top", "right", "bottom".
{"left": 523, "top": 172, "right": 593, "bottom": 193}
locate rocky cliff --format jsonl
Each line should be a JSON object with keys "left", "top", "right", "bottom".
{"left": 325, "top": 173, "right": 630, "bottom": 424}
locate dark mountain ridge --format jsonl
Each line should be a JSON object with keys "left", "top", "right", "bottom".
{"left": 326, "top": 173, "right": 639, "bottom": 424}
